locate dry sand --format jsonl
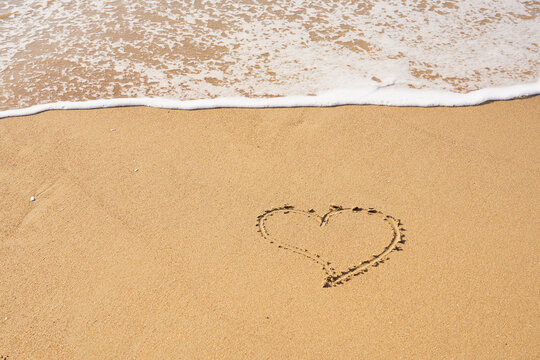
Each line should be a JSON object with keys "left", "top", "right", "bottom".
{"left": 1, "top": 98, "right": 539, "bottom": 359}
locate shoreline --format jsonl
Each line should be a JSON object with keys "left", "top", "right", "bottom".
{"left": 1, "top": 80, "right": 539, "bottom": 119}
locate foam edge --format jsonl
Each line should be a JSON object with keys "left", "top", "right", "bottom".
{"left": 1, "top": 80, "right": 538, "bottom": 119}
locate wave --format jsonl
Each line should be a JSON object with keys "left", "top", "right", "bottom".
{"left": 1, "top": 80, "right": 538, "bottom": 119}
{"left": 1, "top": 0, "right": 538, "bottom": 115}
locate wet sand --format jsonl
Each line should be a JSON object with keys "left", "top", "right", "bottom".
{"left": 1, "top": 97, "right": 539, "bottom": 358}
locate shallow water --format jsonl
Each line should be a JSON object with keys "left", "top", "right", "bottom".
{"left": 0, "top": 0, "right": 538, "bottom": 111}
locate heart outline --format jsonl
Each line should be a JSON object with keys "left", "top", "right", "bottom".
{"left": 256, "top": 205, "right": 406, "bottom": 287}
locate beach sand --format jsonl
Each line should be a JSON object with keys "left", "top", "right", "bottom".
{"left": 1, "top": 98, "right": 539, "bottom": 358}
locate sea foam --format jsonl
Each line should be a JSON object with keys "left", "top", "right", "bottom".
{"left": 0, "top": 80, "right": 538, "bottom": 119}
{"left": 0, "top": 0, "right": 538, "bottom": 116}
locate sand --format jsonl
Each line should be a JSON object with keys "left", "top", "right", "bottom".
{"left": 1, "top": 98, "right": 539, "bottom": 359}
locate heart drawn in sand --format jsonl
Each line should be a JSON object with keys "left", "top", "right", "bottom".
{"left": 256, "top": 205, "right": 407, "bottom": 288}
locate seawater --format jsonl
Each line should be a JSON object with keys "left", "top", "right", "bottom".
{"left": 0, "top": 0, "right": 538, "bottom": 115}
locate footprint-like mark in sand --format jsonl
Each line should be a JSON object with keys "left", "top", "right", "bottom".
{"left": 256, "top": 205, "right": 407, "bottom": 288}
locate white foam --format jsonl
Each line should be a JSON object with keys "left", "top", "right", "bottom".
{"left": 0, "top": 0, "right": 538, "bottom": 111}
{"left": 1, "top": 80, "right": 538, "bottom": 119}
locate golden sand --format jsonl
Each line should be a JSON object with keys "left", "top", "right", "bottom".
{"left": 1, "top": 98, "right": 539, "bottom": 358}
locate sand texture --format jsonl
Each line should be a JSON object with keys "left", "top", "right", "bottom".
{"left": 1, "top": 98, "right": 539, "bottom": 359}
